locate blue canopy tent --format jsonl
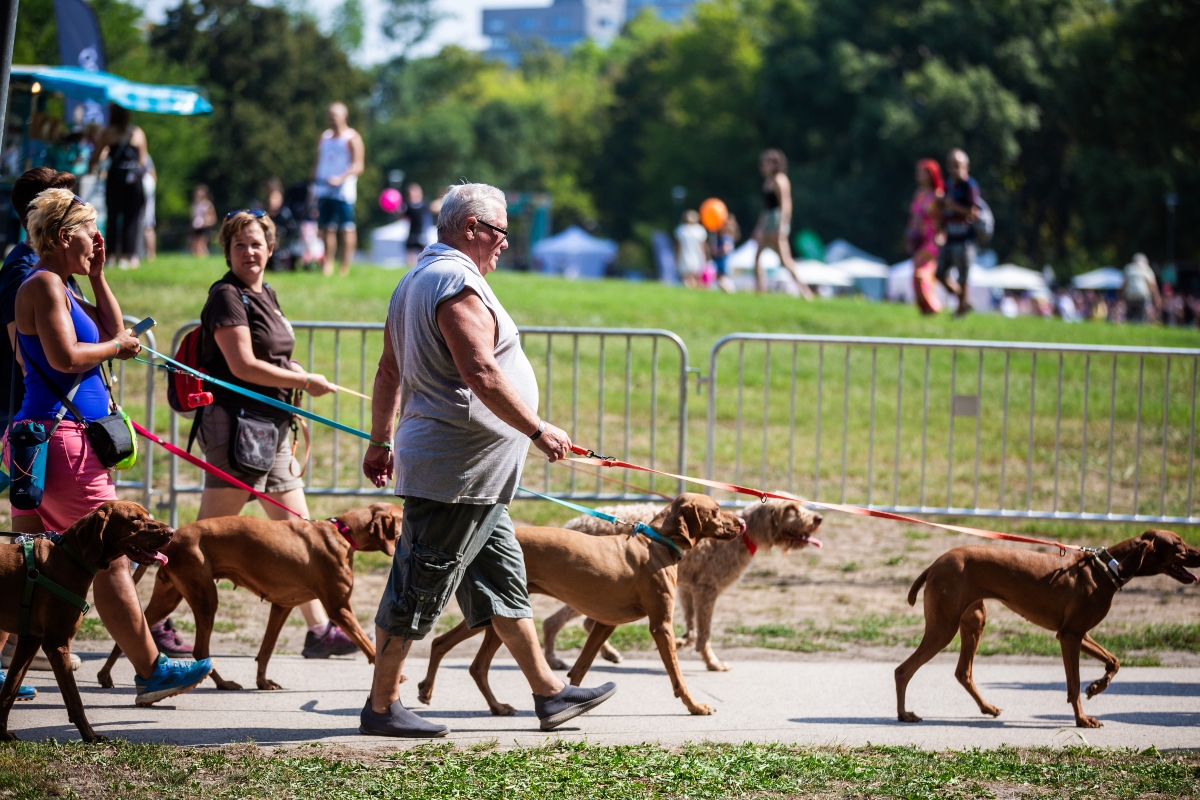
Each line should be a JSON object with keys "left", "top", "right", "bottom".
{"left": 10, "top": 66, "right": 212, "bottom": 115}
{"left": 2, "top": 66, "right": 211, "bottom": 248}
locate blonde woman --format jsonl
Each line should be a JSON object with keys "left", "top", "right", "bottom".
{"left": 9, "top": 189, "right": 213, "bottom": 705}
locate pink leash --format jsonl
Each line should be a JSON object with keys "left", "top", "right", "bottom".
{"left": 131, "top": 420, "right": 306, "bottom": 520}
{"left": 563, "top": 446, "right": 1083, "bottom": 553}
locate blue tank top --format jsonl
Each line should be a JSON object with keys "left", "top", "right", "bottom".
{"left": 15, "top": 271, "right": 110, "bottom": 423}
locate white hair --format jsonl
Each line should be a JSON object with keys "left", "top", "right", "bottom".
{"left": 437, "top": 183, "right": 506, "bottom": 239}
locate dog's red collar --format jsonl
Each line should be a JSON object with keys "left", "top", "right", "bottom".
{"left": 741, "top": 531, "right": 757, "bottom": 556}
{"left": 328, "top": 518, "right": 357, "bottom": 552}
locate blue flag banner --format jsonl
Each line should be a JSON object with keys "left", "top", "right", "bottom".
{"left": 54, "top": 0, "right": 108, "bottom": 125}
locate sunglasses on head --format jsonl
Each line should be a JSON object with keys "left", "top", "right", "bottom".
{"left": 56, "top": 194, "right": 86, "bottom": 231}
{"left": 224, "top": 208, "right": 268, "bottom": 221}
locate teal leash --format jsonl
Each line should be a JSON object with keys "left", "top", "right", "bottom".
{"left": 517, "top": 486, "right": 682, "bottom": 558}
{"left": 137, "top": 346, "right": 371, "bottom": 440}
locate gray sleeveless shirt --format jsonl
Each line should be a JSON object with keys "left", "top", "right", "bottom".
{"left": 386, "top": 244, "right": 538, "bottom": 504}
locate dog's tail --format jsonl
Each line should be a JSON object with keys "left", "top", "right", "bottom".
{"left": 907, "top": 568, "right": 930, "bottom": 606}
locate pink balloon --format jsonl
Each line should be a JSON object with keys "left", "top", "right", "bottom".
{"left": 379, "top": 188, "right": 402, "bottom": 214}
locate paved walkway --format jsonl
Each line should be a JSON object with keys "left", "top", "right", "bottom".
{"left": 9, "top": 652, "right": 1200, "bottom": 749}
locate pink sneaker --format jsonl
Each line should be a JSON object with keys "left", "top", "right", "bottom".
{"left": 150, "top": 618, "right": 194, "bottom": 658}
{"left": 301, "top": 624, "right": 360, "bottom": 658}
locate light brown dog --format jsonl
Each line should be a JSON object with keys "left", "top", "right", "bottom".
{"left": 897, "top": 530, "right": 1200, "bottom": 728}
{"left": 0, "top": 501, "right": 173, "bottom": 742}
{"left": 543, "top": 498, "right": 823, "bottom": 671}
{"left": 97, "top": 503, "right": 402, "bottom": 692}
{"left": 417, "top": 493, "right": 745, "bottom": 716}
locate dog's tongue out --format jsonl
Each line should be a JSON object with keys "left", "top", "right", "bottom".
{"left": 148, "top": 551, "right": 168, "bottom": 567}
{"left": 807, "top": 536, "right": 823, "bottom": 548}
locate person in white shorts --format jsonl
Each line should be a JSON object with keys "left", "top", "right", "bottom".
{"left": 312, "top": 102, "right": 364, "bottom": 277}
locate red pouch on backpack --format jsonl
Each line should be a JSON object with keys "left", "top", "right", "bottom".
{"left": 166, "top": 328, "right": 213, "bottom": 416}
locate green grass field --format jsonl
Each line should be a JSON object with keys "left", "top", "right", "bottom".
{"left": 2, "top": 741, "right": 1197, "bottom": 799}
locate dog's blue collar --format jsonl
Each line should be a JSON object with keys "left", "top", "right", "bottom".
{"left": 632, "top": 522, "right": 683, "bottom": 559}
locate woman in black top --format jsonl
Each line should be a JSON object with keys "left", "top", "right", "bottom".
{"left": 193, "top": 210, "right": 358, "bottom": 657}
{"left": 89, "top": 104, "right": 148, "bottom": 270}
{"left": 752, "top": 148, "right": 813, "bottom": 298}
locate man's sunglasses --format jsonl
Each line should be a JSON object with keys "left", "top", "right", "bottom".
{"left": 56, "top": 195, "right": 86, "bottom": 231}
{"left": 476, "top": 219, "right": 508, "bottom": 239}
{"left": 225, "top": 208, "right": 268, "bottom": 221}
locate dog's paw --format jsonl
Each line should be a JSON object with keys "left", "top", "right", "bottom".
{"left": 897, "top": 711, "right": 922, "bottom": 723}
{"left": 490, "top": 703, "right": 516, "bottom": 717}
{"left": 981, "top": 704, "right": 1001, "bottom": 717}
{"left": 675, "top": 636, "right": 695, "bottom": 648}
{"left": 546, "top": 657, "right": 569, "bottom": 670}
{"left": 398, "top": 674, "right": 407, "bottom": 684}
{"left": 96, "top": 674, "right": 115, "bottom": 690}
{"left": 82, "top": 733, "right": 109, "bottom": 744}
{"left": 214, "top": 680, "right": 244, "bottom": 691}
{"left": 1076, "top": 716, "right": 1103, "bottom": 728}
{"left": 417, "top": 682, "right": 433, "bottom": 705}
{"left": 600, "top": 650, "right": 623, "bottom": 665}
{"left": 688, "top": 703, "right": 715, "bottom": 716}
{"left": 705, "top": 660, "right": 730, "bottom": 672}
{"left": 257, "top": 679, "right": 282, "bottom": 691}
{"left": 0, "top": 731, "right": 19, "bottom": 742}
{"left": 1085, "top": 680, "right": 1109, "bottom": 699}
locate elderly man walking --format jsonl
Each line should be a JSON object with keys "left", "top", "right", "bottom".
{"left": 361, "top": 183, "right": 616, "bottom": 738}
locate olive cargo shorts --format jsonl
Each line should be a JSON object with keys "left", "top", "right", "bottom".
{"left": 375, "top": 497, "right": 533, "bottom": 640}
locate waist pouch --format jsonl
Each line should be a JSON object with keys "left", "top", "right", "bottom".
{"left": 8, "top": 421, "right": 49, "bottom": 510}
{"left": 87, "top": 411, "right": 137, "bottom": 470}
{"left": 229, "top": 409, "right": 283, "bottom": 475}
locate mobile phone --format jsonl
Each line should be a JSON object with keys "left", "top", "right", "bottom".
{"left": 131, "top": 317, "right": 156, "bottom": 336}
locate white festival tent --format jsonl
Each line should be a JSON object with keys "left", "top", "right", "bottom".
{"left": 532, "top": 225, "right": 619, "bottom": 279}
{"left": 887, "top": 260, "right": 1047, "bottom": 312}
{"left": 1071, "top": 267, "right": 1125, "bottom": 291}
{"left": 369, "top": 218, "right": 412, "bottom": 267}
{"left": 725, "top": 240, "right": 852, "bottom": 289}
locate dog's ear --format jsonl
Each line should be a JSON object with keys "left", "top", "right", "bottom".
{"left": 368, "top": 504, "right": 401, "bottom": 555}
{"left": 73, "top": 502, "right": 116, "bottom": 568}
{"left": 660, "top": 495, "right": 710, "bottom": 549}
{"left": 1116, "top": 532, "right": 1158, "bottom": 578}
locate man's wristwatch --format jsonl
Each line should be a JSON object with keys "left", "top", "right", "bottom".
{"left": 529, "top": 420, "right": 546, "bottom": 441}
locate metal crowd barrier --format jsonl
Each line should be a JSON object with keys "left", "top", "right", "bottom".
{"left": 163, "top": 323, "right": 690, "bottom": 524}
{"left": 704, "top": 334, "right": 1200, "bottom": 525}
{"left": 114, "top": 314, "right": 155, "bottom": 510}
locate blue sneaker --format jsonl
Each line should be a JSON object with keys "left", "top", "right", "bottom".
{"left": 0, "top": 670, "right": 36, "bottom": 701}
{"left": 134, "top": 653, "right": 213, "bottom": 707}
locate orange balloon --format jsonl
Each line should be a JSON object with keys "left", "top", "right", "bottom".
{"left": 699, "top": 197, "right": 728, "bottom": 232}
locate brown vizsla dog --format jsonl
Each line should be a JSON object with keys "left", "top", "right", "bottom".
{"left": 97, "top": 503, "right": 402, "bottom": 692}
{"left": 543, "top": 498, "right": 823, "bottom": 671}
{"left": 897, "top": 530, "right": 1200, "bottom": 728}
{"left": 0, "top": 501, "right": 173, "bottom": 742}
{"left": 418, "top": 493, "right": 745, "bottom": 716}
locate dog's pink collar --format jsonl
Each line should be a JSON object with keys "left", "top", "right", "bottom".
{"left": 741, "top": 531, "right": 757, "bottom": 556}
{"left": 328, "top": 518, "right": 357, "bottom": 552}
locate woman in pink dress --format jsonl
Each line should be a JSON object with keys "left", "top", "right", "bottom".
{"left": 907, "top": 159, "right": 944, "bottom": 314}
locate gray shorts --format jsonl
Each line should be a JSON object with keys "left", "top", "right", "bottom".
{"left": 196, "top": 404, "right": 303, "bottom": 493}
{"left": 375, "top": 497, "right": 532, "bottom": 640}
{"left": 936, "top": 240, "right": 976, "bottom": 282}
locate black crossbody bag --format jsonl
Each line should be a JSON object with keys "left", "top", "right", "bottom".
{"left": 19, "top": 342, "right": 135, "bottom": 470}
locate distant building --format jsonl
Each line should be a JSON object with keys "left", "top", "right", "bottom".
{"left": 483, "top": 0, "right": 696, "bottom": 64}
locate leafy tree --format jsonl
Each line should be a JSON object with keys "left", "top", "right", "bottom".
{"left": 333, "top": 0, "right": 366, "bottom": 55}
{"left": 381, "top": 0, "right": 445, "bottom": 54}
{"left": 149, "top": 0, "right": 367, "bottom": 213}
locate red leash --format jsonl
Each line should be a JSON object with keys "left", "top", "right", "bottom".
{"left": 564, "top": 446, "right": 1082, "bottom": 553}
{"left": 131, "top": 420, "right": 307, "bottom": 520}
